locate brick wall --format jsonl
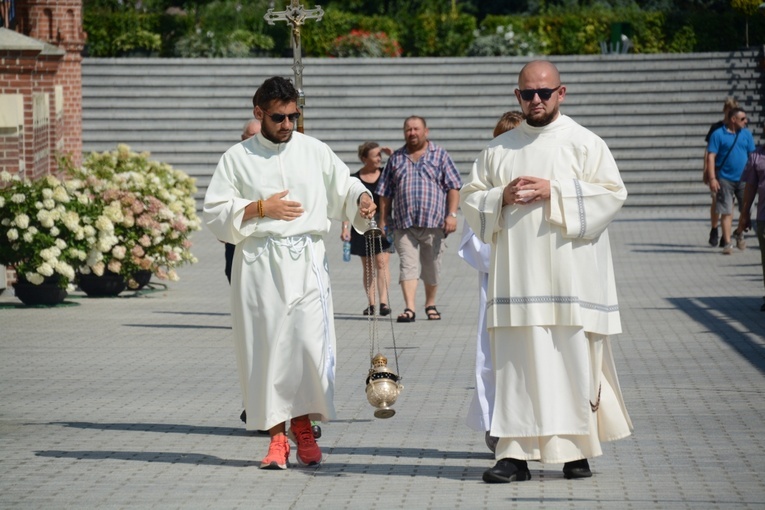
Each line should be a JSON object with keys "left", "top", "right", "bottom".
{"left": 13, "top": 0, "right": 85, "bottom": 169}
{"left": 0, "top": 0, "right": 85, "bottom": 290}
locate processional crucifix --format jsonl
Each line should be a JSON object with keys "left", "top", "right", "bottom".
{"left": 264, "top": 0, "right": 324, "bottom": 134}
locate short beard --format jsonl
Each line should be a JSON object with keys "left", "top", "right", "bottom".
{"left": 261, "top": 128, "right": 293, "bottom": 145}
{"left": 525, "top": 109, "right": 558, "bottom": 127}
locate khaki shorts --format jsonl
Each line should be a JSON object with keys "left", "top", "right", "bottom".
{"left": 393, "top": 227, "right": 445, "bottom": 285}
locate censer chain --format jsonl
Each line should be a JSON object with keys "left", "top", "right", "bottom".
{"left": 364, "top": 229, "right": 401, "bottom": 378}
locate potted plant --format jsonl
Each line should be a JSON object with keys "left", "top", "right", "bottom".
{"left": 60, "top": 145, "right": 201, "bottom": 295}
{"left": 0, "top": 171, "right": 91, "bottom": 305}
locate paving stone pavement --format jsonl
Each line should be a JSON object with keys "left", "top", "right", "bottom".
{"left": 1, "top": 207, "right": 764, "bottom": 509}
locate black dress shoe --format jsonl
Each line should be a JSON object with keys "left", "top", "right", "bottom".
{"left": 563, "top": 458, "right": 592, "bottom": 479}
{"left": 482, "top": 458, "right": 532, "bottom": 484}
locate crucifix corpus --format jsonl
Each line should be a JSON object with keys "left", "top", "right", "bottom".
{"left": 264, "top": 1, "right": 324, "bottom": 134}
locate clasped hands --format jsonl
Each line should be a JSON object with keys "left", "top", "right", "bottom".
{"left": 502, "top": 176, "right": 551, "bottom": 206}
{"left": 247, "top": 190, "right": 376, "bottom": 221}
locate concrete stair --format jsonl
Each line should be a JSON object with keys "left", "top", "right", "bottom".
{"left": 82, "top": 50, "right": 764, "bottom": 208}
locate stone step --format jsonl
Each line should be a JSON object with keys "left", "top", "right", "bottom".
{"left": 81, "top": 50, "right": 764, "bottom": 209}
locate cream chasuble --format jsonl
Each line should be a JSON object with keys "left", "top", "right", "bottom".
{"left": 204, "top": 131, "right": 370, "bottom": 431}
{"left": 460, "top": 115, "right": 632, "bottom": 462}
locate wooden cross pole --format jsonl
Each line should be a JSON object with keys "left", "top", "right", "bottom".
{"left": 264, "top": 1, "right": 324, "bottom": 134}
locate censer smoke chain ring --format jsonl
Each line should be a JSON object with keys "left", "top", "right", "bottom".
{"left": 363, "top": 218, "right": 403, "bottom": 419}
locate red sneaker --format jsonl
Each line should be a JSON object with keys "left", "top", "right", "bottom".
{"left": 260, "top": 435, "right": 289, "bottom": 470}
{"left": 289, "top": 417, "right": 322, "bottom": 466}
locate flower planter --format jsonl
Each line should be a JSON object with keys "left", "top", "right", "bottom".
{"left": 130, "top": 270, "right": 152, "bottom": 290}
{"left": 77, "top": 271, "right": 126, "bottom": 297}
{"left": 13, "top": 278, "right": 68, "bottom": 307}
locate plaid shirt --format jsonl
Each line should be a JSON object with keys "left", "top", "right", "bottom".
{"left": 376, "top": 141, "right": 461, "bottom": 229}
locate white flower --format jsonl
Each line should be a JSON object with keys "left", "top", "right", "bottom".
{"left": 42, "top": 188, "right": 53, "bottom": 199}
{"left": 92, "top": 261, "right": 105, "bottom": 276}
{"left": 107, "top": 259, "right": 122, "bottom": 274}
{"left": 64, "top": 179, "right": 82, "bottom": 193}
{"left": 61, "top": 211, "right": 80, "bottom": 231}
{"left": 49, "top": 226, "right": 60, "bottom": 237}
{"left": 14, "top": 213, "right": 29, "bottom": 229}
{"left": 86, "top": 249, "right": 103, "bottom": 266}
{"left": 167, "top": 269, "right": 179, "bottom": 281}
{"left": 28, "top": 226, "right": 38, "bottom": 235}
{"left": 55, "top": 238, "right": 67, "bottom": 250}
{"left": 68, "top": 248, "right": 87, "bottom": 261}
{"left": 0, "top": 170, "right": 12, "bottom": 182}
{"left": 42, "top": 198, "right": 55, "bottom": 210}
{"left": 23, "top": 232, "right": 34, "bottom": 243}
{"left": 83, "top": 225, "right": 96, "bottom": 237}
{"left": 37, "top": 262, "right": 54, "bottom": 277}
{"left": 104, "top": 203, "right": 124, "bottom": 223}
{"left": 7, "top": 228, "right": 18, "bottom": 241}
{"left": 112, "top": 245, "right": 127, "bottom": 260}
{"left": 496, "top": 26, "right": 504, "bottom": 34}
{"left": 56, "top": 260, "right": 75, "bottom": 281}
{"left": 11, "top": 193, "right": 25, "bottom": 203}
{"left": 25, "top": 272, "right": 44, "bottom": 285}
{"left": 52, "top": 186, "right": 69, "bottom": 203}
{"left": 96, "top": 236, "right": 116, "bottom": 253}
{"left": 37, "top": 210, "right": 54, "bottom": 228}
{"left": 95, "top": 216, "right": 115, "bottom": 234}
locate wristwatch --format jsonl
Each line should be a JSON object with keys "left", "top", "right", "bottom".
{"left": 448, "top": 212, "right": 457, "bottom": 218}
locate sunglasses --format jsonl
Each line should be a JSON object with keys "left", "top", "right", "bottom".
{"left": 518, "top": 86, "right": 561, "bottom": 101}
{"left": 263, "top": 111, "right": 301, "bottom": 123}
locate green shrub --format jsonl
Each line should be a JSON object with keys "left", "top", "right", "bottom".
{"left": 83, "top": 10, "right": 162, "bottom": 57}
{"left": 328, "top": 30, "right": 402, "bottom": 57}
{"left": 409, "top": 11, "right": 476, "bottom": 56}
{"left": 300, "top": 8, "right": 400, "bottom": 57}
{"left": 467, "top": 23, "right": 546, "bottom": 56}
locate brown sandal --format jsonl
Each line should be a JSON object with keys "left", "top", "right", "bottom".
{"left": 425, "top": 305, "right": 441, "bottom": 320}
{"left": 396, "top": 308, "right": 416, "bottom": 323}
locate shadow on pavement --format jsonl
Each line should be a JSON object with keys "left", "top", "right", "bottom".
{"left": 667, "top": 296, "right": 765, "bottom": 374}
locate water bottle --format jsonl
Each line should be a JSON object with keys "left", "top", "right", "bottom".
{"left": 343, "top": 241, "right": 351, "bottom": 262}
{"left": 385, "top": 226, "right": 394, "bottom": 245}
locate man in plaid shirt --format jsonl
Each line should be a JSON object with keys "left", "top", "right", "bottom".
{"left": 377, "top": 116, "right": 462, "bottom": 323}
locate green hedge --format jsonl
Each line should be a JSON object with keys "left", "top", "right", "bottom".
{"left": 83, "top": 6, "right": 765, "bottom": 58}
{"left": 480, "top": 8, "right": 764, "bottom": 55}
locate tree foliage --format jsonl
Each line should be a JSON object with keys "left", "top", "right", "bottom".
{"left": 82, "top": 0, "right": 765, "bottom": 57}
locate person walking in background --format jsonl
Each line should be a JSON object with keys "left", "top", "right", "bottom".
{"left": 704, "top": 98, "right": 739, "bottom": 247}
{"left": 740, "top": 121, "right": 765, "bottom": 311}
{"left": 493, "top": 111, "right": 524, "bottom": 138}
{"left": 203, "top": 76, "right": 376, "bottom": 471}
{"left": 459, "top": 110, "right": 523, "bottom": 454}
{"left": 225, "top": 118, "right": 262, "bottom": 283}
{"left": 377, "top": 116, "right": 462, "bottom": 323}
{"left": 706, "top": 107, "right": 755, "bottom": 255}
{"left": 341, "top": 141, "right": 394, "bottom": 316}
{"left": 461, "top": 60, "right": 633, "bottom": 484}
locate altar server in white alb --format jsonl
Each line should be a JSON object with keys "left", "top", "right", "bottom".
{"left": 203, "top": 76, "right": 376, "bottom": 471}
{"left": 460, "top": 60, "right": 633, "bottom": 484}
